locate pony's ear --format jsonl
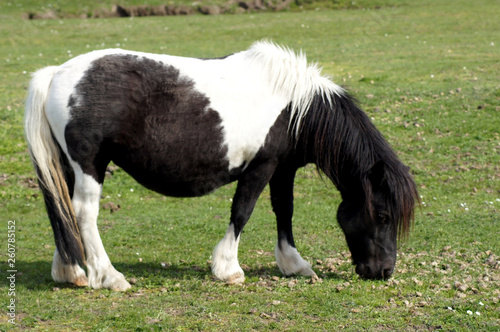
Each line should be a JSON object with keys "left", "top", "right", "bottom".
{"left": 367, "top": 160, "right": 387, "bottom": 190}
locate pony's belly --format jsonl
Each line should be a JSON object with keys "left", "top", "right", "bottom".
{"left": 112, "top": 152, "right": 241, "bottom": 198}
{"left": 125, "top": 167, "right": 236, "bottom": 198}
{"left": 139, "top": 177, "right": 230, "bottom": 198}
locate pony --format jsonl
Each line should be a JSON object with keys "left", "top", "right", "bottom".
{"left": 24, "top": 41, "right": 418, "bottom": 291}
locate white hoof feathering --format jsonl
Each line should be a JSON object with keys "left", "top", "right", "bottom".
{"left": 212, "top": 224, "right": 245, "bottom": 284}
{"left": 51, "top": 250, "right": 88, "bottom": 287}
{"left": 275, "top": 240, "right": 316, "bottom": 277}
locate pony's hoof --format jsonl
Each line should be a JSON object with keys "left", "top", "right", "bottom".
{"left": 88, "top": 268, "right": 132, "bottom": 291}
{"left": 299, "top": 267, "right": 317, "bottom": 278}
{"left": 110, "top": 279, "right": 132, "bottom": 292}
{"left": 225, "top": 272, "right": 245, "bottom": 285}
{"left": 73, "top": 276, "right": 89, "bottom": 287}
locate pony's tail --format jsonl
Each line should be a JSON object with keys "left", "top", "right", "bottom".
{"left": 24, "top": 67, "right": 85, "bottom": 266}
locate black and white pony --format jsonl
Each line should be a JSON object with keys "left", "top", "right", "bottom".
{"left": 25, "top": 41, "right": 418, "bottom": 291}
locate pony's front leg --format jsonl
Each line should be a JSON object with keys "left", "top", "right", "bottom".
{"left": 212, "top": 223, "right": 244, "bottom": 284}
{"left": 73, "top": 172, "right": 131, "bottom": 291}
{"left": 212, "top": 164, "right": 276, "bottom": 284}
{"left": 270, "top": 168, "right": 316, "bottom": 278}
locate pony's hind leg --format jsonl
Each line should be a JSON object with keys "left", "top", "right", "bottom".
{"left": 270, "top": 168, "right": 316, "bottom": 278}
{"left": 72, "top": 168, "right": 131, "bottom": 291}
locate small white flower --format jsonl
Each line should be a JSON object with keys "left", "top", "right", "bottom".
{"left": 465, "top": 208, "right": 469, "bottom": 211}
{"left": 479, "top": 301, "right": 484, "bottom": 306}
{"left": 130, "top": 188, "right": 134, "bottom": 192}
{"left": 467, "top": 310, "right": 473, "bottom": 315}
{"left": 475, "top": 311, "right": 480, "bottom": 316}
{"left": 431, "top": 75, "right": 434, "bottom": 78}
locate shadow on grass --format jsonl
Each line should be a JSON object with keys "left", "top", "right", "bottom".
{"left": 3, "top": 259, "right": 349, "bottom": 290}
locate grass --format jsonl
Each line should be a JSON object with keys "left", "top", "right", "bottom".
{"left": 1, "top": 0, "right": 499, "bottom": 330}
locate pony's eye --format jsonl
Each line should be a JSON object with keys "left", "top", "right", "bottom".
{"left": 377, "top": 213, "right": 388, "bottom": 223}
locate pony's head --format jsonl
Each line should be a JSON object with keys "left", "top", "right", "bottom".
{"left": 336, "top": 160, "right": 416, "bottom": 279}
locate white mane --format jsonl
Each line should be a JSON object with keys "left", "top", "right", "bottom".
{"left": 246, "top": 41, "right": 344, "bottom": 135}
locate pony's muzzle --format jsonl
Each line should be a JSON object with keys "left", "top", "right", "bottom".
{"left": 355, "top": 262, "right": 394, "bottom": 280}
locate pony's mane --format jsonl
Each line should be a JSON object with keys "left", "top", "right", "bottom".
{"left": 246, "top": 41, "right": 343, "bottom": 135}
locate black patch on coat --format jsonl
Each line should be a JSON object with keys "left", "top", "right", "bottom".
{"left": 66, "top": 54, "right": 239, "bottom": 197}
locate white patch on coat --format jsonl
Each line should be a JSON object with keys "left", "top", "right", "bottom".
{"left": 211, "top": 224, "right": 245, "bottom": 284}
{"left": 275, "top": 239, "right": 316, "bottom": 277}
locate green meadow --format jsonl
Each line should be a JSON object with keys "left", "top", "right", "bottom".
{"left": 0, "top": 0, "right": 499, "bottom": 330}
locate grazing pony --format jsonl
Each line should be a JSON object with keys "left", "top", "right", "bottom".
{"left": 25, "top": 41, "right": 418, "bottom": 290}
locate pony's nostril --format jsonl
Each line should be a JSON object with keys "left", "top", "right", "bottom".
{"left": 382, "top": 268, "right": 393, "bottom": 280}
{"left": 355, "top": 264, "right": 372, "bottom": 279}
